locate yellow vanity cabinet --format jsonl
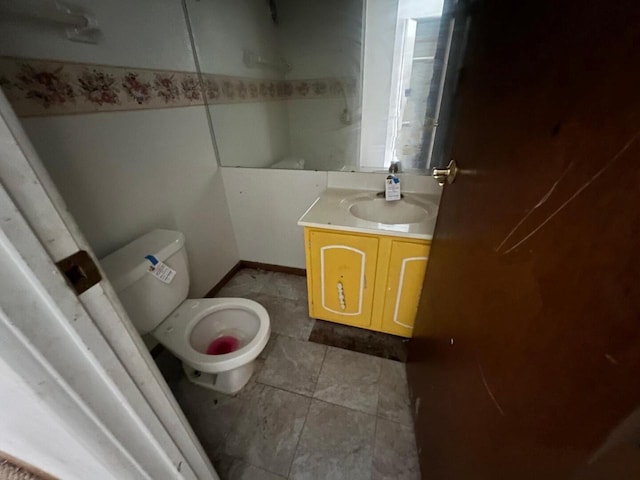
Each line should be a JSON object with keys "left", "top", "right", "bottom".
{"left": 380, "top": 240, "right": 430, "bottom": 337}
{"left": 304, "top": 227, "right": 430, "bottom": 337}
{"left": 305, "top": 229, "right": 379, "bottom": 328}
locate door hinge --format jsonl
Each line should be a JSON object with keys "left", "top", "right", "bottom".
{"left": 56, "top": 250, "right": 102, "bottom": 295}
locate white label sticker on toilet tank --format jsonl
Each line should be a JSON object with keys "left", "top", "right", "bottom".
{"left": 145, "top": 255, "right": 176, "bottom": 284}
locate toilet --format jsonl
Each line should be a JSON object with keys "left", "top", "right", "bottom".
{"left": 100, "top": 229, "right": 270, "bottom": 394}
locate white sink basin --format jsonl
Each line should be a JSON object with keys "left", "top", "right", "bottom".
{"left": 298, "top": 188, "right": 441, "bottom": 240}
{"left": 346, "top": 194, "right": 436, "bottom": 225}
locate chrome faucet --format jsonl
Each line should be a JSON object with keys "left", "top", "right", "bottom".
{"left": 388, "top": 161, "right": 401, "bottom": 174}
{"left": 376, "top": 190, "right": 403, "bottom": 199}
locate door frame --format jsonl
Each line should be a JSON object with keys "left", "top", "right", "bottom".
{"left": 0, "top": 91, "right": 217, "bottom": 478}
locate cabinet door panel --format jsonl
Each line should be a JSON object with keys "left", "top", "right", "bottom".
{"left": 382, "top": 241, "right": 430, "bottom": 337}
{"left": 309, "top": 230, "right": 378, "bottom": 327}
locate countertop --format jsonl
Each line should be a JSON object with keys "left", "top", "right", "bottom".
{"left": 297, "top": 188, "right": 441, "bottom": 240}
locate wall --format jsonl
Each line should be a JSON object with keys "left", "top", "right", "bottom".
{"left": 211, "top": 102, "right": 289, "bottom": 168}
{"left": 0, "top": 0, "right": 443, "bottom": 285}
{"left": 186, "top": 0, "right": 363, "bottom": 171}
{"left": 199, "top": 1, "right": 444, "bottom": 270}
{"left": 286, "top": 97, "right": 360, "bottom": 171}
{"left": 222, "top": 168, "right": 327, "bottom": 268}
{"left": 222, "top": 167, "right": 440, "bottom": 268}
{"left": 0, "top": 0, "right": 195, "bottom": 71}
{"left": 186, "top": 0, "right": 290, "bottom": 168}
{"left": 0, "top": 0, "right": 239, "bottom": 296}
{"left": 279, "top": 0, "right": 363, "bottom": 171}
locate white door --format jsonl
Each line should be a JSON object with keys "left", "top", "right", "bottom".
{"left": 0, "top": 90, "right": 217, "bottom": 479}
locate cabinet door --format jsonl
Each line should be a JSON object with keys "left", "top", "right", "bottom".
{"left": 382, "top": 241, "right": 430, "bottom": 337}
{"left": 308, "top": 230, "right": 378, "bottom": 327}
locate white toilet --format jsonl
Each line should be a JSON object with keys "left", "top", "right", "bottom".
{"left": 101, "top": 229, "right": 270, "bottom": 394}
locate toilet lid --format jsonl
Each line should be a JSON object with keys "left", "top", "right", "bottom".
{"left": 152, "top": 298, "right": 270, "bottom": 373}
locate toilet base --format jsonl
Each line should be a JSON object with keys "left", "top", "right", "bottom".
{"left": 182, "top": 361, "right": 255, "bottom": 395}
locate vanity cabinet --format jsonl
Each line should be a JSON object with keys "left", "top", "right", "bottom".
{"left": 381, "top": 240, "right": 430, "bottom": 337}
{"left": 304, "top": 227, "right": 430, "bottom": 337}
{"left": 306, "top": 229, "right": 379, "bottom": 328}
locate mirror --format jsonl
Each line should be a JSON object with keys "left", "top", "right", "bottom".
{"left": 185, "top": 0, "right": 465, "bottom": 173}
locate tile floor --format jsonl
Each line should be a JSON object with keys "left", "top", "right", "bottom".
{"left": 156, "top": 268, "right": 420, "bottom": 480}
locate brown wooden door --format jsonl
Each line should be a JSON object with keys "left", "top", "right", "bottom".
{"left": 408, "top": 1, "right": 640, "bottom": 478}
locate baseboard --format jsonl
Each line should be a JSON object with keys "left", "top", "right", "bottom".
{"left": 203, "top": 259, "right": 306, "bottom": 301}
{"left": 239, "top": 260, "right": 306, "bottom": 277}
{"left": 204, "top": 261, "right": 243, "bottom": 298}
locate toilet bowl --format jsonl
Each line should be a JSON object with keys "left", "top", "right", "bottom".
{"left": 154, "top": 298, "right": 269, "bottom": 393}
{"left": 100, "top": 229, "right": 270, "bottom": 394}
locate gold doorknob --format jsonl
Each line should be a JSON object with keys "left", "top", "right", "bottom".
{"left": 432, "top": 160, "right": 458, "bottom": 186}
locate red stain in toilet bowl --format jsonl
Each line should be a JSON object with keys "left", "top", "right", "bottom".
{"left": 206, "top": 336, "right": 240, "bottom": 355}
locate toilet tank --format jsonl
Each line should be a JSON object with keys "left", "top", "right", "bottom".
{"left": 100, "top": 229, "right": 189, "bottom": 335}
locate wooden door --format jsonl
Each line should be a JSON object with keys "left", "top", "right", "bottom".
{"left": 381, "top": 240, "right": 430, "bottom": 337}
{"left": 307, "top": 229, "right": 378, "bottom": 327}
{"left": 408, "top": 1, "right": 640, "bottom": 478}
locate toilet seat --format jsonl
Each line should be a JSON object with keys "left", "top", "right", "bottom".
{"left": 152, "top": 298, "right": 270, "bottom": 374}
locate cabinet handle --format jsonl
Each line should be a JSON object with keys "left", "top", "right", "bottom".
{"left": 337, "top": 281, "right": 346, "bottom": 310}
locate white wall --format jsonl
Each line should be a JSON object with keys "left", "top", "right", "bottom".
{"left": 286, "top": 98, "right": 360, "bottom": 171}
{"left": 186, "top": 0, "right": 364, "bottom": 171}
{"left": 211, "top": 102, "right": 289, "bottom": 168}
{"left": 187, "top": 0, "right": 291, "bottom": 169}
{"left": 1, "top": 0, "right": 239, "bottom": 296}
{"left": 277, "top": 0, "right": 363, "bottom": 79}
{"left": 222, "top": 167, "right": 440, "bottom": 268}
{"left": 186, "top": 0, "right": 281, "bottom": 78}
{"left": 222, "top": 168, "right": 327, "bottom": 268}
{"left": 278, "top": 0, "right": 363, "bottom": 171}
{"left": 0, "top": 0, "right": 195, "bottom": 71}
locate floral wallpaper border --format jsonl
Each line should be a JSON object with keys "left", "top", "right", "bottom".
{"left": 0, "top": 57, "right": 357, "bottom": 117}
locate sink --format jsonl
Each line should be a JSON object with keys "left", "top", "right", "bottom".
{"left": 348, "top": 195, "right": 435, "bottom": 225}
{"left": 298, "top": 188, "right": 441, "bottom": 239}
